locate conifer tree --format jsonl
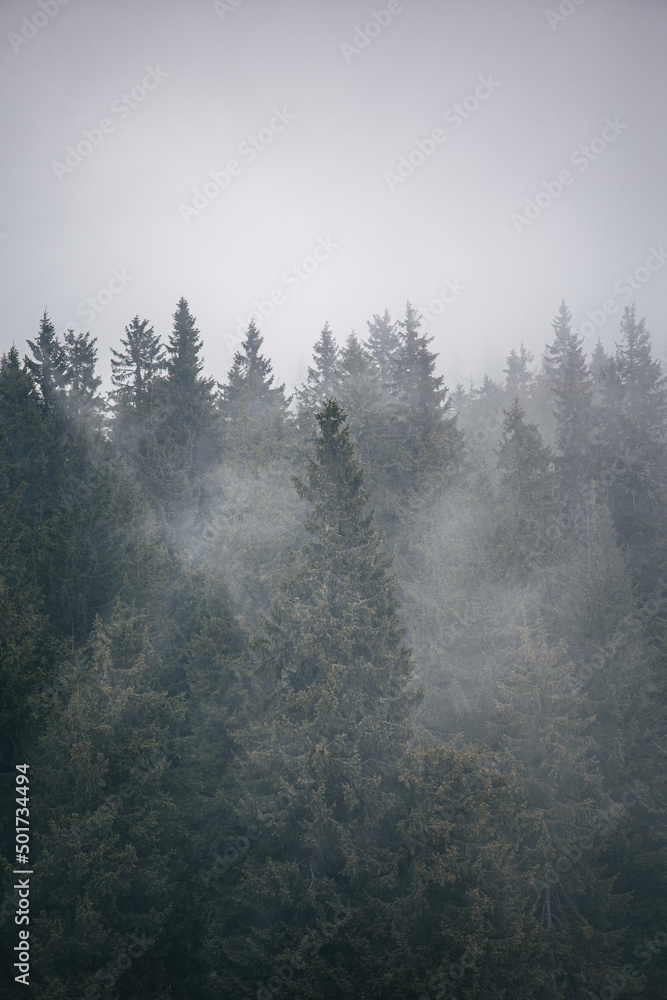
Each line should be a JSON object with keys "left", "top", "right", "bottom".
{"left": 25, "top": 310, "right": 66, "bottom": 414}
{"left": 504, "top": 341, "right": 535, "bottom": 402}
{"left": 298, "top": 320, "right": 340, "bottom": 414}
{"left": 202, "top": 400, "right": 422, "bottom": 993}
{"left": 110, "top": 315, "right": 165, "bottom": 433}
{"left": 62, "top": 328, "right": 105, "bottom": 432}
{"left": 597, "top": 306, "right": 667, "bottom": 589}
{"left": 161, "top": 298, "right": 218, "bottom": 467}
{"left": 384, "top": 302, "right": 463, "bottom": 503}
{"left": 219, "top": 318, "right": 291, "bottom": 460}
{"left": 546, "top": 303, "right": 595, "bottom": 494}
{"left": 492, "top": 398, "right": 557, "bottom": 579}
{"left": 542, "top": 300, "right": 572, "bottom": 390}
{"left": 492, "top": 618, "right": 628, "bottom": 999}
{"left": 335, "top": 331, "right": 382, "bottom": 473}
{"left": 366, "top": 309, "right": 399, "bottom": 392}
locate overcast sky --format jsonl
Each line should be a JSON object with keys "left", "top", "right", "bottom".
{"left": 1, "top": 0, "right": 666, "bottom": 394}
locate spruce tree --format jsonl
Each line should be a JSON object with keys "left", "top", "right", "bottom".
{"left": 503, "top": 342, "right": 535, "bottom": 402}
{"left": 366, "top": 309, "right": 399, "bottom": 392}
{"left": 385, "top": 302, "right": 463, "bottom": 504}
{"left": 597, "top": 306, "right": 667, "bottom": 589}
{"left": 25, "top": 310, "right": 66, "bottom": 414}
{"left": 161, "top": 297, "right": 218, "bottom": 469}
{"left": 546, "top": 304, "right": 595, "bottom": 494}
{"left": 202, "top": 399, "right": 422, "bottom": 994}
{"left": 219, "top": 318, "right": 291, "bottom": 461}
{"left": 62, "top": 328, "right": 105, "bottom": 432}
{"left": 111, "top": 316, "right": 166, "bottom": 407}
{"left": 298, "top": 321, "right": 340, "bottom": 416}
{"left": 492, "top": 398, "right": 557, "bottom": 579}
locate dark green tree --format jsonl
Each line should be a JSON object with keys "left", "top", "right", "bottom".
{"left": 298, "top": 321, "right": 340, "bottom": 415}
{"left": 492, "top": 397, "right": 557, "bottom": 579}
{"left": 62, "top": 328, "right": 105, "bottom": 432}
{"left": 25, "top": 310, "right": 66, "bottom": 414}
{"left": 504, "top": 342, "right": 535, "bottom": 402}
{"left": 202, "top": 399, "right": 422, "bottom": 994}
{"left": 219, "top": 318, "right": 291, "bottom": 461}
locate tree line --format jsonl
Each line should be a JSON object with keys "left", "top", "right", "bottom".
{"left": 0, "top": 295, "right": 665, "bottom": 998}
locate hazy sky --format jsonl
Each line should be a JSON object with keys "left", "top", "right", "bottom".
{"left": 1, "top": 0, "right": 666, "bottom": 394}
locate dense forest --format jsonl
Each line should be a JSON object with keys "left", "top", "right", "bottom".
{"left": 1, "top": 295, "right": 666, "bottom": 999}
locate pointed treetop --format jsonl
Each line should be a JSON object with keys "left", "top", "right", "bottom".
{"left": 366, "top": 309, "right": 399, "bottom": 383}
{"left": 110, "top": 316, "right": 165, "bottom": 407}
{"left": 300, "top": 321, "right": 340, "bottom": 410}
{"left": 25, "top": 309, "right": 66, "bottom": 409}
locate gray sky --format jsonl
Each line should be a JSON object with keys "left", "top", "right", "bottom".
{"left": 1, "top": 0, "right": 666, "bottom": 394}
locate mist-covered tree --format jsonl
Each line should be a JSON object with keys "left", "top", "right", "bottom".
{"left": 547, "top": 305, "right": 595, "bottom": 494}
{"left": 492, "top": 397, "right": 557, "bottom": 579}
{"left": 492, "top": 618, "right": 628, "bottom": 999}
{"left": 110, "top": 315, "right": 166, "bottom": 453}
{"left": 596, "top": 306, "right": 667, "bottom": 589}
{"left": 366, "top": 308, "right": 399, "bottom": 392}
{"left": 202, "top": 399, "right": 422, "bottom": 993}
{"left": 504, "top": 342, "right": 535, "bottom": 402}
{"left": 62, "top": 328, "right": 105, "bottom": 432}
{"left": 384, "top": 302, "right": 464, "bottom": 504}
{"left": 25, "top": 309, "right": 67, "bottom": 415}
{"left": 219, "top": 318, "right": 291, "bottom": 461}
{"left": 297, "top": 320, "right": 340, "bottom": 417}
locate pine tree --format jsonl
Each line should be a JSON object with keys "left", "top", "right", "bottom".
{"left": 25, "top": 310, "right": 67, "bottom": 418}
{"left": 546, "top": 304, "right": 595, "bottom": 494}
{"left": 384, "top": 302, "right": 463, "bottom": 504}
{"left": 492, "top": 618, "right": 628, "bottom": 999}
{"left": 504, "top": 342, "right": 535, "bottom": 402}
{"left": 596, "top": 306, "right": 667, "bottom": 590}
{"left": 492, "top": 398, "right": 557, "bottom": 579}
{"left": 62, "top": 328, "right": 105, "bottom": 432}
{"left": 589, "top": 338, "right": 609, "bottom": 387}
{"left": 298, "top": 320, "right": 340, "bottom": 414}
{"left": 542, "top": 300, "right": 572, "bottom": 390}
{"left": 201, "top": 400, "right": 422, "bottom": 994}
{"left": 219, "top": 318, "right": 291, "bottom": 461}
{"left": 335, "top": 331, "right": 383, "bottom": 474}
{"left": 110, "top": 315, "right": 165, "bottom": 434}
{"left": 161, "top": 298, "right": 218, "bottom": 468}
{"left": 366, "top": 309, "right": 399, "bottom": 392}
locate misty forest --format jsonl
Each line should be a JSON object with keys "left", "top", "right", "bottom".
{"left": 2, "top": 295, "right": 667, "bottom": 1000}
